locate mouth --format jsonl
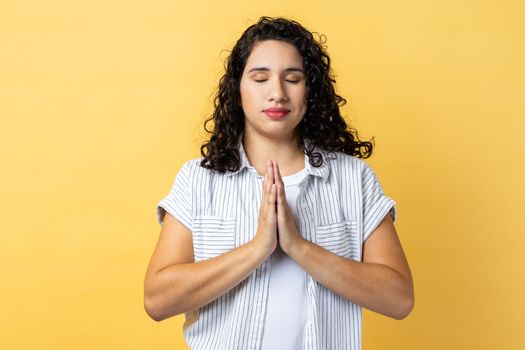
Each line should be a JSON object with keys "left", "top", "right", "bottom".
{"left": 263, "top": 108, "right": 290, "bottom": 119}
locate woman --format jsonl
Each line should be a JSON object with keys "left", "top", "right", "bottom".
{"left": 144, "top": 16, "right": 414, "bottom": 350}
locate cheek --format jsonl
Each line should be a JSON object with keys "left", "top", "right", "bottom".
{"left": 239, "top": 89, "right": 249, "bottom": 107}
{"left": 240, "top": 89, "right": 257, "bottom": 113}
{"left": 241, "top": 86, "right": 262, "bottom": 107}
{"left": 296, "top": 89, "right": 308, "bottom": 108}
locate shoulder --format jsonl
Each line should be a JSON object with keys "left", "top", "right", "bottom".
{"left": 322, "top": 149, "right": 369, "bottom": 173}
{"left": 318, "top": 150, "right": 382, "bottom": 188}
{"left": 179, "top": 156, "right": 230, "bottom": 180}
{"left": 180, "top": 157, "right": 205, "bottom": 172}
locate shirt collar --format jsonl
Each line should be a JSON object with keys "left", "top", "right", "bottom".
{"left": 225, "top": 135, "right": 330, "bottom": 182}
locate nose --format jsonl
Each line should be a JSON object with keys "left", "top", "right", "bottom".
{"left": 269, "top": 78, "right": 288, "bottom": 103}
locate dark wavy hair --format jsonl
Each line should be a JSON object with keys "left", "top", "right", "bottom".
{"left": 200, "top": 16, "right": 374, "bottom": 173}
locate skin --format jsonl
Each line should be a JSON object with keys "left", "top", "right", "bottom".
{"left": 143, "top": 39, "right": 414, "bottom": 322}
{"left": 269, "top": 160, "right": 414, "bottom": 320}
{"left": 240, "top": 39, "right": 307, "bottom": 177}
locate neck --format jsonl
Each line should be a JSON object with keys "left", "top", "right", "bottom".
{"left": 242, "top": 130, "right": 305, "bottom": 177}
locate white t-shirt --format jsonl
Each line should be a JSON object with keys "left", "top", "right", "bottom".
{"left": 261, "top": 168, "right": 308, "bottom": 350}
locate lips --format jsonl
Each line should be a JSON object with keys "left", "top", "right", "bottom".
{"left": 263, "top": 107, "right": 290, "bottom": 119}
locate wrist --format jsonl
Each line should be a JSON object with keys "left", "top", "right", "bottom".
{"left": 283, "top": 235, "right": 306, "bottom": 260}
{"left": 249, "top": 235, "right": 274, "bottom": 262}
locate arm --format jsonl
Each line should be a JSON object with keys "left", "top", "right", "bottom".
{"left": 270, "top": 160, "right": 414, "bottom": 320}
{"left": 143, "top": 213, "right": 271, "bottom": 321}
{"left": 286, "top": 213, "right": 414, "bottom": 320}
{"left": 144, "top": 161, "right": 279, "bottom": 321}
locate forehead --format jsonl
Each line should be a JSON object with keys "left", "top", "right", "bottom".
{"left": 244, "top": 40, "right": 304, "bottom": 70}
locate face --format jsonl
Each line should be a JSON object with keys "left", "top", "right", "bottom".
{"left": 239, "top": 40, "right": 307, "bottom": 141}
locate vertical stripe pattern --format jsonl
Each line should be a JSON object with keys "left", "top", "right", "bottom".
{"left": 156, "top": 138, "right": 396, "bottom": 350}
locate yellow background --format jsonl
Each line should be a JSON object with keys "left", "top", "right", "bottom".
{"left": 1, "top": 0, "right": 524, "bottom": 349}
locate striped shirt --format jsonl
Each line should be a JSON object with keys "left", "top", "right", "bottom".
{"left": 156, "top": 138, "right": 397, "bottom": 350}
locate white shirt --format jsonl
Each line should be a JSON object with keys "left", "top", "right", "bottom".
{"left": 157, "top": 138, "right": 397, "bottom": 350}
{"left": 260, "top": 168, "right": 308, "bottom": 350}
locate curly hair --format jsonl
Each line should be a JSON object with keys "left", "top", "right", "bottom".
{"left": 200, "top": 16, "right": 374, "bottom": 173}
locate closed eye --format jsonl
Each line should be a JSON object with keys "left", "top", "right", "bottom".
{"left": 254, "top": 79, "right": 300, "bottom": 83}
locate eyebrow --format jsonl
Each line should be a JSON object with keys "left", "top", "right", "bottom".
{"left": 247, "top": 67, "right": 305, "bottom": 74}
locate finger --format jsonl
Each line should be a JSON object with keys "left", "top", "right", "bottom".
{"left": 264, "top": 160, "right": 272, "bottom": 195}
{"left": 270, "top": 183, "right": 276, "bottom": 201}
{"left": 274, "top": 161, "right": 285, "bottom": 189}
{"left": 263, "top": 161, "right": 273, "bottom": 207}
{"left": 276, "top": 182, "right": 284, "bottom": 206}
{"left": 268, "top": 160, "right": 275, "bottom": 185}
{"left": 273, "top": 160, "right": 281, "bottom": 181}
{"left": 268, "top": 183, "right": 277, "bottom": 208}
{"left": 273, "top": 161, "right": 286, "bottom": 205}
{"left": 277, "top": 186, "right": 291, "bottom": 226}
{"left": 266, "top": 161, "right": 275, "bottom": 204}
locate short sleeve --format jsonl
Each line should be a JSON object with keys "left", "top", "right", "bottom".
{"left": 361, "top": 162, "right": 397, "bottom": 241}
{"left": 156, "top": 160, "right": 193, "bottom": 230}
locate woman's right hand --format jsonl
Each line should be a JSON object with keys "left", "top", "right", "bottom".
{"left": 253, "top": 160, "right": 278, "bottom": 257}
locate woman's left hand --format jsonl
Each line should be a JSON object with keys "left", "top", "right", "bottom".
{"left": 271, "top": 160, "right": 305, "bottom": 256}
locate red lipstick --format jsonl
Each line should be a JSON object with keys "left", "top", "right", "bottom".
{"left": 263, "top": 107, "right": 290, "bottom": 119}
